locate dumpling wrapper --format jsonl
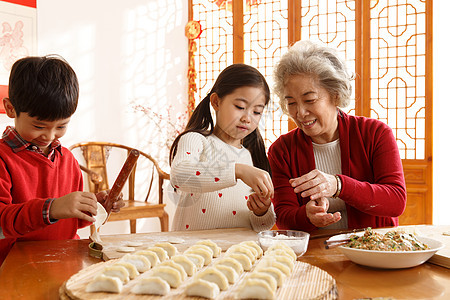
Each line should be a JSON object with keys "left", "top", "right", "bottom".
{"left": 172, "top": 254, "right": 197, "bottom": 276}
{"left": 150, "top": 265, "right": 182, "bottom": 288}
{"left": 85, "top": 274, "right": 123, "bottom": 293}
{"left": 195, "top": 267, "right": 229, "bottom": 291}
{"left": 257, "top": 266, "right": 286, "bottom": 287}
{"left": 226, "top": 245, "right": 256, "bottom": 263}
{"left": 101, "top": 265, "right": 129, "bottom": 283}
{"left": 240, "top": 240, "right": 263, "bottom": 259}
{"left": 121, "top": 254, "right": 151, "bottom": 273}
{"left": 215, "top": 264, "right": 238, "bottom": 284}
{"left": 215, "top": 257, "right": 244, "bottom": 275}
{"left": 267, "top": 242, "right": 297, "bottom": 261}
{"left": 247, "top": 272, "right": 277, "bottom": 293}
{"left": 236, "top": 278, "right": 275, "bottom": 300}
{"left": 159, "top": 260, "right": 188, "bottom": 280}
{"left": 154, "top": 242, "right": 178, "bottom": 258}
{"left": 135, "top": 250, "right": 160, "bottom": 267}
{"left": 131, "top": 276, "right": 170, "bottom": 295}
{"left": 225, "top": 252, "right": 252, "bottom": 271}
{"left": 113, "top": 261, "right": 139, "bottom": 279}
{"left": 196, "top": 239, "right": 222, "bottom": 257}
{"left": 264, "top": 254, "right": 294, "bottom": 271}
{"left": 184, "top": 253, "right": 205, "bottom": 269}
{"left": 256, "top": 257, "right": 290, "bottom": 276}
{"left": 146, "top": 246, "right": 169, "bottom": 262}
{"left": 185, "top": 246, "right": 213, "bottom": 265}
{"left": 185, "top": 278, "right": 220, "bottom": 299}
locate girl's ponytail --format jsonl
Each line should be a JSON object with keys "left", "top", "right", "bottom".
{"left": 243, "top": 128, "right": 271, "bottom": 176}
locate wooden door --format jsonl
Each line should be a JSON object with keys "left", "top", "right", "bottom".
{"left": 189, "top": 0, "right": 433, "bottom": 224}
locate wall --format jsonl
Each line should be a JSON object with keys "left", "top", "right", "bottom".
{"left": 0, "top": 1, "right": 448, "bottom": 236}
{"left": 35, "top": 0, "right": 187, "bottom": 237}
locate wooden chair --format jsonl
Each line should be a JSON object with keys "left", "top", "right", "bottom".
{"left": 69, "top": 142, "right": 170, "bottom": 233}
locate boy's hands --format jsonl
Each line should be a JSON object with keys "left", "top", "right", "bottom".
{"left": 247, "top": 192, "right": 271, "bottom": 216}
{"left": 49, "top": 192, "right": 98, "bottom": 222}
{"left": 96, "top": 190, "right": 125, "bottom": 213}
{"left": 235, "top": 163, "right": 274, "bottom": 200}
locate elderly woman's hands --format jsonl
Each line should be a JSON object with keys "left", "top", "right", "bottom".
{"left": 306, "top": 198, "right": 341, "bottom": 227}
{"left": 289, "top": 169, "right": 338, "bottom": 200}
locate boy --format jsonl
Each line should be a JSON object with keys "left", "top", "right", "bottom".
{"left": 0, "top": 55, "right": 123, "bottom": 264}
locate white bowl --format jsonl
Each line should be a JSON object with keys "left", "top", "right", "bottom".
{"left": 258, "top": 230, "right": 310, "bottom": 257}
{"left": 334, "top": 234, "right": 444, "bottom": 269}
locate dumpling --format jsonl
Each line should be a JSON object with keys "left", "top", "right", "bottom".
{"left": 239, "top": 244, "right": 259, "bottom": 260}
{"left": 195, "top": 267, "right": 229, "bottom": 291}
{"left": 131, "top": 276, "right": 170, "bottom": 295}
{"left": 159, "top": 260, "right": 187, "bottom": 280}
{"left": 256, "top": 257, "right": 290, "bottom": 276}
{"left": 134, "top": 250, "right": 160, "bottom": 267}
{"left": 185, "top": 278, "right": 220, "bottom": 299}
{"left": 113, "top": 261, "right": 139, "bottom": 279}
{"left": 172, "top": 255, "right": 197, "bottom": 276}
{"left": 120, "top": 254, "right": 151, "bottom": 272}
{"left": 246, "top": 272, "right": 277, "bottom": 293}
{"left": 185, "top": 245, "right": 213, "bottom": 265}
{"left": 236, "top": 278, "right": 275, "bottom": 300}
{"left": 240, "top": 240, "right": 263, "bottom": 259}
{"left": 215, "top": 264, "right": 238, "bottom": 284}
{"left": 146, "top": 246, "right": 169, "bottom": 262}
{"left": 150, "top": 265, "right": 182, "bottom": 288}
{"left": 225, "top": 252, "right": 252, "bottom": 271}
{"left": 196, "top": 239, "right": 222, "bottom": 257}
{"left": 85, "top": 274, "right": 123, "bottom": 293}
{"left": 215, "top": 257, "right": 244, "bottom": 275}
{"left": 101, "top": 265, "right": 129, "bottom": 283}
{"left": 267, "top": 242, "right": 297, "bottom": 261}
{"left": 264, "top": 248, "right": 296, "bottom": 262}
{"left": 184, "top": 253, "right": 205, "bottom": 269}
{"left": 257, "top": 266, "right": 286, "bottom": 287}
{"left": 154, "top": 242, "right": 178, "bottom": 258}
{"left": 226, "top": 245, "right": 256, "bottom": 263}
{"left": 264, "top": 254, "right": 294, "bottom": 271}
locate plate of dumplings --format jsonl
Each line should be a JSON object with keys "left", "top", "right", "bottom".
{"left": 62, "top": 239, "right": 337, "bottom": 299}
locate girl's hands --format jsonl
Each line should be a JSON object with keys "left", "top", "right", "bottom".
{"left": 305, "top": 198, "right": 341, "bottom": 227}
{"left": 235, "top": 163, "right": 274, "bottom": 200}
{"left": 289, "top": 169, "right": 338, "bottom": 200}
{"left": 96, "top": 190, "right": 125, "bottom": 213}
{"left": 50, "top": 191, "right": 97, "bottom": 222}
{"left": 247, "top": 192, "right": 271, "bottom": 216}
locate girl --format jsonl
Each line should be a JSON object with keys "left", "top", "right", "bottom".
{"left": 169, "top": 63, "right": 276, "bottom": 232}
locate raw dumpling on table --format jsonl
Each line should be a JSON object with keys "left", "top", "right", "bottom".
{"left": 154, "top": 242, "right": 178, "bottom": 258}
{"left": 235, "top": 278, "right": 275, "bottom": 300}
{"left": 120, "top": 254, "right": 151, "bottom": 273}
{"left": 185, "top": 278, "right": 220, "bottom": 299}
{"left": 100, "top": 265, "right": 130, "bottom": 283}
{"left": 214, "top": 257, "right": 244, "bottom": 275}
{"left": 195, "top": 267, "right": 229, "bottom": 291}
{"left": 185, "top": 245, "right": 213, "bottom": 265}
{"left": 239, "top": 240, "right": 263, "bottom": 259}
{"left": 196, "top": 239, "right": 222, "bottom": 257}
{"left": 184, "top": 253, "right": 205, "bottom": 269}
{"left": 150, "top": 265, "right": 182, "bottom": 288}
{"left": 226, "top": 244, "right": 256, "bottom": 263}
{"left": 146, "top": 246, "right": 169, "bottom": 262}
{"left": 85, "top": 274, "right": 123, "bottom": 293}
{"left": 113, "top": 261, "right": 139, "bottom": 279}
{"left": 159, "top": 259, "right": 188, "bottom": 280}
{"left": 131, "top": 276, "right": 170, "bottom": 296}
{"left": 215, "top": 264, "right": 238, "bottom": 284}
{"left": 134, "top": 250, "right": 161, "bottom": 267}
{"left": 225, "top": 252, "right": 252, "bottom": 271}
{"left": 171, "top": 254, "right": 197, "bottom": 276}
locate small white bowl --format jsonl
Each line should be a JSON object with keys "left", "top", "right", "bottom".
{"left": 258, "top": 230, "right": 310, "bottom": 257}
{"left": 336, "top": 235, "right": 444, "bottom": 269}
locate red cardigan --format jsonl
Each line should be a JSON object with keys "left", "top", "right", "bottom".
{"left": 268, "top": 111, "right": 407, "bottom": 232}
{"left": 0, "top": 142, "right": 89, "bottom": 264}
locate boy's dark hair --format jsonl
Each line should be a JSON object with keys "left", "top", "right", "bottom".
{"left": 8, "top": 55, "right": 79, "bottom": 121}
{"left": 170, "top": 63, "right": 272, "bottom": 175}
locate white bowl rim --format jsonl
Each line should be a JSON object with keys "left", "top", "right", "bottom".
{"left": 337, "top": 235, "right": 444, "bottom": 253}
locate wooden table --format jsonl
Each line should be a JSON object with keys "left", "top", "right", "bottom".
{"left": 1, "top": 228, "right": 450, "bottom": 300}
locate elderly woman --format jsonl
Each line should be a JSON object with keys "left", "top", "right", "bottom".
{"left": 268, "top": 41, "right": 406, "bottom": 232}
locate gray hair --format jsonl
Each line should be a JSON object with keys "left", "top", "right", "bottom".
{"left": 273, "top": 40, "right": 353, "bottom": 114}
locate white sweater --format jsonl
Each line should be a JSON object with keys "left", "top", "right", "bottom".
{"left": 170, "top": 132, "right": 276, "bottom": 232}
